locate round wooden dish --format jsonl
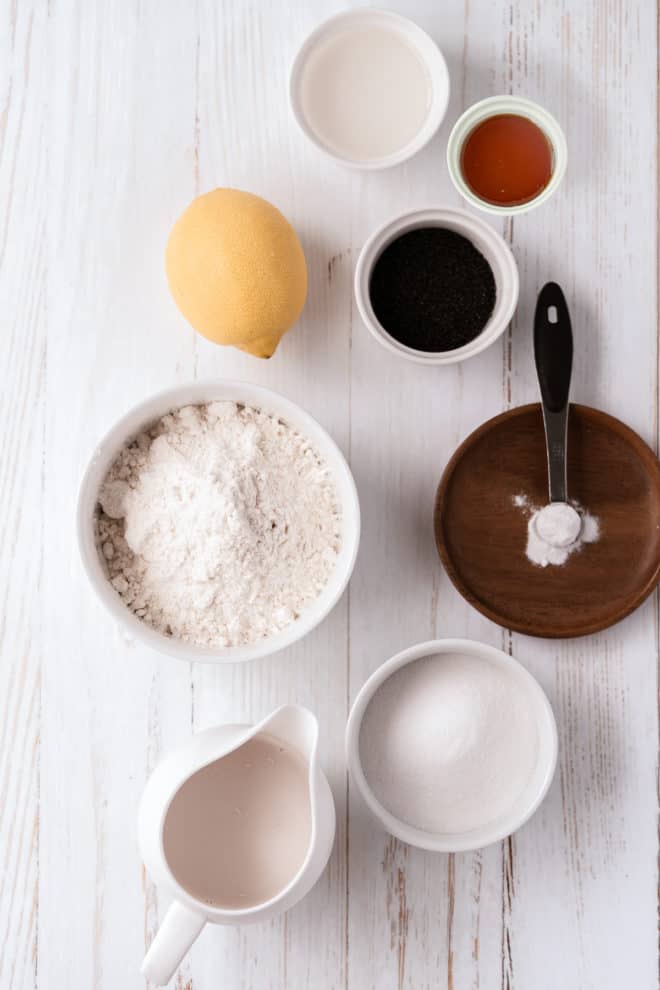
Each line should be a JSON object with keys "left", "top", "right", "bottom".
{"left": 434, "top": 403, "right": 660, "bottom": 638}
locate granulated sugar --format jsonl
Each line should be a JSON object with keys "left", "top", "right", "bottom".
{"left": 358, "top": 653, "right": 539, "bottom": 834}
{"left": 96, "top": 402, "right": 342, "bottom": 647}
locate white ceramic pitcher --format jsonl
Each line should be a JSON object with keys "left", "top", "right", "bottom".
{"left": 138, "top": 705, "right": 335, "bottom": 985}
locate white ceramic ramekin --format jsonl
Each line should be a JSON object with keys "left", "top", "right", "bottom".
{"left": 446, "top": 95, "right": 568, "bottom": 216}
{"left": 77, "top": 381, "right": 360, "bottom": 664}
{"left": 354, "top": 207, "right": 519, "bottom": 365}
{"left": 289, "top": 9, "right": 450, "bottom": 170}
{"left": 346, "top": 638, "right": 558, "bottom": 852}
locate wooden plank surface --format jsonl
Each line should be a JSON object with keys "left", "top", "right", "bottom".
{"left": 1, "top": 1, "right": 657, "bottom": 988}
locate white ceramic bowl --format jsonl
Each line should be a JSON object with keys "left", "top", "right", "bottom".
{"left": 289, "top": 9, "right": 450, "bottom": 170}
{"left": 354, "top": 207, "right": 519, "bottom": 365}
{"left": 77, "top": 381, "right": 360, "bottom": 664}
{"left": 346, "top": 638, "right": 558, "bottom": 852}
{"left": 447, "top": 95, "right": 568, "bottom": 216}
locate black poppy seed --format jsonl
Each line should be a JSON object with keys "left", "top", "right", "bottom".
{"left": 368, "top": 227, "right": 497, "bottom": 353}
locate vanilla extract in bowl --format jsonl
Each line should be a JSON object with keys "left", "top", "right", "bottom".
{"left": 368, "top": 227, "right": 496, "bottom": 353}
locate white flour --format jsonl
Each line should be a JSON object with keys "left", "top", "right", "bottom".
{"left": 96, "top": 402, "right": 342, "bottom": 647}
{"left": 513, "top": 493, "right": 600, "bottom": 567}
{"left": 359, "top": 653, "right": 539, "bottom": 834}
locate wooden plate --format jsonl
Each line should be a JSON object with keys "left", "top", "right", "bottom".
{"left": 434, "top": 403, "right": 660, "bottom": 638}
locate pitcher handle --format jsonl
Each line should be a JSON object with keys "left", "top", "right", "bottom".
{"left": 141, "top": 900, "right": 205, "bottom": 986}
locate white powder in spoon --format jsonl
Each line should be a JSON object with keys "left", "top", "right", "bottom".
{"left": 513, "top": 494, "right": 600, "bottom": 567}
{"left": 358, "top": 653, "right": 539, "bottom": 835}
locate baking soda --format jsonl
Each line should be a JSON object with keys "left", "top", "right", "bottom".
{"left": 513, "top": 494, "right": 600, "bottom": 567}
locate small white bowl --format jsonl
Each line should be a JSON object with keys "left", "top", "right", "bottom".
{"left": 289, "top": 9, "right": 450, "bottom": 170}
{"left": 447, "top": 95, "right": 568, "bottom": 216}
{"left": 354, "top": 207, "right": 519, "bottom": 365}
{"left": 346, "top": 639, "right": 558, "bottom": 852}
{"left": 77, "top": 381, "right": 361, "bottom": 664}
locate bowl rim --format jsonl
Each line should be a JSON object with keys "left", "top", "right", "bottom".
{"left": 288, "top": 7, "right": 450, "bottom": 171}
{"left": 446, "top": 94, "right": 568, "bottom": 216}
{"left": 77, "top": 380, "right": 361, "bottom": 664}
{"left": 345, "top": 637, "right": 558, "bottom": 852}
{"left": 353, "top": 206, "right": 520, "bottom": 365}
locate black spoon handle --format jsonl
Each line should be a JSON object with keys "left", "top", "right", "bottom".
{"left": 534, "top": 282, "right": 573, "bottom": 503}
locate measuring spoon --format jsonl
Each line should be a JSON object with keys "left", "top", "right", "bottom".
{"left": 533, "top": 282, "right": 581, "bottom": 545}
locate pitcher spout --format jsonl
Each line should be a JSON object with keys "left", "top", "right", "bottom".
{"left": 253, "top": 704, "right": 320, "bottom": 763}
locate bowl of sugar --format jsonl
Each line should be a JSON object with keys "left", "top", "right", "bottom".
{"left": 289, "top": 9, "right": 450, "bottom": 169}
{"left": 346, "top": 638, "right": 557, "bottom": 851}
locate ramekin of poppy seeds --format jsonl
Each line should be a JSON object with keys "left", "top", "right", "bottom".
{"left": 368, "top": 227, "right": 496, "bottom": 353}
{"left": 354, "top": 208, "right": 519, "bottom": 365}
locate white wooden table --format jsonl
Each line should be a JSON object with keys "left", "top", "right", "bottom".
{"left": 2, "top": 1, "right": 657, "bottom": 987}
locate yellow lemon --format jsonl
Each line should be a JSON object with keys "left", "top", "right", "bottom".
{"left": 165, "top": 188, "right": 307, "bottom": 358}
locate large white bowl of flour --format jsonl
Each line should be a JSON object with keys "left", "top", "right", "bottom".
{"left": 346, "top": 638, "right": 557, "bottom": 851}
{"left": 77, "top": 381, "right": 360, "bottom": 663}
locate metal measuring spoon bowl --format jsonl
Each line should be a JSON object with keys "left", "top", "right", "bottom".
{"left": 532, "top": 501, "right": 582, "bottom": 548}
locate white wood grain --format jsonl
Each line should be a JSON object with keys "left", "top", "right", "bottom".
{"left": 1, "top": 2, "right": 47, "bottom": 988}
{"left": 1, "top": 0, "right": 657, "bottom": 988}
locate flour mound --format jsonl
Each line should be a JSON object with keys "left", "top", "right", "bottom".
{"left": 96, "top": 402, "right": 342, "bottom": 647}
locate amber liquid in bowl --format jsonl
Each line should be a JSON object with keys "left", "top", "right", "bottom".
{"left": 460, "top": 113, "right": 553, "bottom": 207}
